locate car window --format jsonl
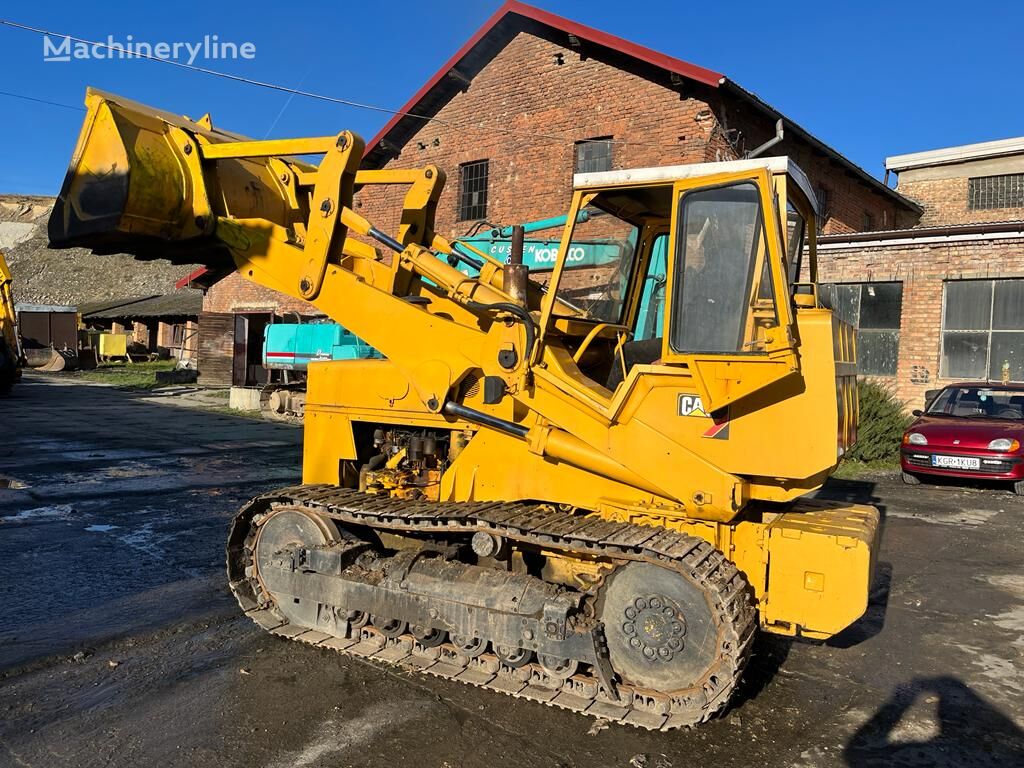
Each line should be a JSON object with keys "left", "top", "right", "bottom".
{"left": 927, "top": 387, "right": 1024, "bottom": 419}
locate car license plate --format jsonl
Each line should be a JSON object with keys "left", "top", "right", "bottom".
{"left": 931, "top": 455, "right": 981, "bottom": 470}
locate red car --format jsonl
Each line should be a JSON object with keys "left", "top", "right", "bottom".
{"left": 901, "top": 382, "right": 1024, "bottom": 494}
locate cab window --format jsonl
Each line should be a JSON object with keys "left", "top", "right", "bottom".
{"left": 670, "top": 183, "right": 767, "bottom": 354}
{"left": 634, "top": 233, "right": 668, "bottom": 341}
{"left": 553, "top": 203, "right": 638, "bottom": 323}
{"left": 785, "top": 201, "right": 806, "bottom": 285}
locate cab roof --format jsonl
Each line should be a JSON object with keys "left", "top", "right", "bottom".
{"left": 574, "top": 157, "right": 818, "bottom": 217}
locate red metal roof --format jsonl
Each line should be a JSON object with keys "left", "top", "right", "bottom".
{"left": 364, "top": 0, "right": 724, "bottom": 159}
{"left": 176, "top": 267, "right": 209, "bottom": 290}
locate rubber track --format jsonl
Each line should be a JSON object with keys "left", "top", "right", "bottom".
{"left": 229, "top": 484, "right": 757, "bottom": 730}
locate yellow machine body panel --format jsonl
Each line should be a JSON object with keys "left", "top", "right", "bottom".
{"left": 0, "top": 251, "right": 25, "bottom": 390}
{"left": 49, "top": 89, "right": 879, "bottom": 642}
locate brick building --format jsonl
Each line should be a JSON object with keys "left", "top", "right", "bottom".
{"left": 819, "top": 136, "right": 1024, "bottom": 408}
{"left": 194, "top": 0, "right": 920, "bottom": 387}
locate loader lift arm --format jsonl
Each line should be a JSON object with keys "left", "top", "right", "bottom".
{"left": 50, "top": 90, "right": 544, "bottom": 418}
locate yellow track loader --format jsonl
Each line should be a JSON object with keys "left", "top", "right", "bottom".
{"left": 0, "top": 251, "right": 25, "bottom": 393}
{"left": 49, "top": 89, "right": 877, "bottom": 730}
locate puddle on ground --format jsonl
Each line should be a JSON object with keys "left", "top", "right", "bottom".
{"left": 886, "top": 507, "right": 1000, "bottom": 526}
{"left": 1, "top": 504, "right": 76, "bottom": 523}
{"left": 953, "top": 642, "right": 1024, "bottom": 697}
{"left": 116, "top": 520, "right": 173, "bottom": 561}
{"left": 105, "top": 462, "right": 168, "bottom": 479}
{"left": 985, "top": 574, "right": 1024, "bottom": 599}
{"left": 264, "top": 702, "right": 430, "bottom": 768}
{"left": 990, "top": 606, "right": 1024, "bottom": 647}
{"left": 84, "top": 524, "right": 121, "bottom": 533}
{"left": 982, "top": 575, "right": 1024, "bottom": 648}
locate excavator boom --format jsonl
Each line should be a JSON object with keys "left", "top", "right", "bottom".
{"left": 50, "top": 88, "right": 879, "bottom": 729}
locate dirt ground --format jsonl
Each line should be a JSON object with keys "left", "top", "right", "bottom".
{"left": 2, "top": 373, "right": 1024, "bottom": 768}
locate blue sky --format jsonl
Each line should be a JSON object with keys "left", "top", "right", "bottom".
{"left": 0, "top": 0, "right": 1019, "bottom": 195}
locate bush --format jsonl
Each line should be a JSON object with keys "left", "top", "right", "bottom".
{"left": 847, "top": 380, "right": 912, "bottom": 463}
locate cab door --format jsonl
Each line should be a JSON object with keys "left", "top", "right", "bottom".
{"left": 662, "top": 168, "right": 800, "bottom": 413}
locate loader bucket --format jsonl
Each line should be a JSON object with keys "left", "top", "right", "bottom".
{"left": 29, "top": 348, "right": 77, "bottom": 372}
{"left": 48, "top": 88, "right": 289, "bottom": 265}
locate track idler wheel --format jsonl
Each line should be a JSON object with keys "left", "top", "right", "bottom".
{"left": 371, "top": 616, "right": 408, "bottom": 639}
{"left": 495, "top": 645, "right": 532, "bottom": 669}
{"left": 410, "top": 626, "right": 446, "bottom": 648}
{"left": 451, "top": 634, "right": 487, "bottom": 658}
{"left": 538, "top": 654, "right": 579, "bottom": 679}
{"left": 254, "top": 506, "right": 339, "bottom": 626}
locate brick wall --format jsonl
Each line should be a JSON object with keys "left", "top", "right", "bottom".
{"left": 357, "top": 31, "right": 902, "bottom": 242}
{"left": 203, "top": 271, "right": 317, "bottom": 316}
{"left": 157, "top": 322, "right": 175, "bottom": 348}
{"left": 819, "top": 235, "right": 1024, "bottom": 407}
{"left": 357, "top": 32, "right": 714, "bottom": 243}
{"left": 897, "top": 176, "right": 1024, "bottom": 227}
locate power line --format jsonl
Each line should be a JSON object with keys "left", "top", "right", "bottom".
{"left": 0, "top": 18, "right": 686, "bottom": 152}
{"left": 0, "top": 89, "right": 84, "bottom": 112}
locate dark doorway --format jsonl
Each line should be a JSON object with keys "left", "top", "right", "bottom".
{"left": 232, "top": 312, "right": 272, "bottom": 387}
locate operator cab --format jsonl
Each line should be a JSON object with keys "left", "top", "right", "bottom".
{"left": 539, "top": 157, "right": 819, "bottom": 404}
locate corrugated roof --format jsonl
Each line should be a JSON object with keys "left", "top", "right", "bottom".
{"left": 78, "top": 296, "right": 155, "bottom": 315}
{"left": 15, "top": 303, "right": 77, "bottom": 313}
{"left": 720, "top": 82, "right": 921, "bottom": 214}
{"left": 361, "top": 1, "right": 919, "bottom": 214}
{"left": 80, "top": 290, "right": 203, "bottom": 320}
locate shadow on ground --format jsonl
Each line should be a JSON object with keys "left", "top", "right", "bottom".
{"left": 844, "top": 676, "right": 1024, "bottom": 767}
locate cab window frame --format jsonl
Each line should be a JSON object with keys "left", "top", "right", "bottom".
{"left": 667, "top": 179, "right": 773, "bottom": 356}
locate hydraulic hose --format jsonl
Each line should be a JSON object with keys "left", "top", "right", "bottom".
{"left": 465, "top": 300, "right": 537, "bottom": 365}
{"left": 355, "top": 212, "right": 535, "bottom": 364}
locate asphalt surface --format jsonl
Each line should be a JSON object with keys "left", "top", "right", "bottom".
{"left": 2, "top": 373, "right": 1024, "bottom": 768}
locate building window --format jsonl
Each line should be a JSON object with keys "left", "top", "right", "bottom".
{"left": 941, "top": 279, "right": 1024, "bottom": 381}
{"left": 821, "top": 282, "right": 903, "bottom": 376}
{"left": 814, "top": 184, "right": 831, "bottom": 230}
{"left": 575, "top": 138, "right": 613, "bottom": 173}
{"left": 171, "top": 324, "right": 186, "bottom": 346}
{"left": 458, "top": 159, "right": 489, "bottom": 221}
{"left": 968, "top": 174, "right": 1024, "bottom": 210}
{"left": 861, "top": 211, "right": 875, "bottom": 232}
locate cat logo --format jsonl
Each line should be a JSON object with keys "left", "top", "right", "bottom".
{"left": 678, "top": 393, "right": 730, "bottom": 439}
{"left": 677, "top": 394, "right": 708, "bottom": 417}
